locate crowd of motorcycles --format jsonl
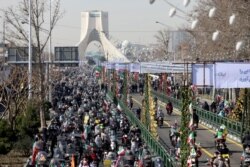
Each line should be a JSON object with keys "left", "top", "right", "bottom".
{"left": 24, "top": 67, "right": 165, "bottom": 167}
{"left": 165, "top": 102, "right": 250, "bottom": 167}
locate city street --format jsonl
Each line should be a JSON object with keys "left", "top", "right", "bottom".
{"left": 131, "top": 93, "right": 243, "bottom": 166}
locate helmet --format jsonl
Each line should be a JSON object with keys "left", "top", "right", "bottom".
{"left": 220, "top": 124, "right": 225, "bottom": 130}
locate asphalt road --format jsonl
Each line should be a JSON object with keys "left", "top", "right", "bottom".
{"left": 131, "top": 93, "right": 243, "bottom": 167}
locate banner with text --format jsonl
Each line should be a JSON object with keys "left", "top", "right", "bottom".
{"left": 106, "top": 63, "right": 115, "bottom": 70}
{"left": 115, "top": 63, "right": 128, "bottom": 71}
{"left": 140, "top": 62, "right": 168, "bottom": 74}
{"left": 215, "top": 63, "right": 250, "bottom": 88}
{"left": 192, "top": 64, "right": 214, "bottom": 86}
{"left": 129, "top": 63, "right": 141, "bottom": 73}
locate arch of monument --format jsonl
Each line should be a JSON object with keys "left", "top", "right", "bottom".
{"left": 77, "top": 10, "right": 129, "bottom": 64}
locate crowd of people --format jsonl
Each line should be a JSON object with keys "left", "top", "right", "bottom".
{"left": 22, "top": 67, "right": 250, "bottom": 167}
{"left": 24, "top": 67, "right": 166, "bottom": 167}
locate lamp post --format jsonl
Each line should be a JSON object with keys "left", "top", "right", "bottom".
{"left": 48, "top": 0, "right": 52, "bottom": 102}
{"left": 28, "top": 0, "right": 32, "bottom": 100}
{"left": 49, "top": 0, "right": 52, "bottom": 64}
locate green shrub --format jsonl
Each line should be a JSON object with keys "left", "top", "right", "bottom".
{"left": 0, "top": 120, "right": 14, "bottom": 154}
{"left": 0, "top": 120, "right": 11, "bottom": 137}
{"left": 0, "top": 138, "right": 12, "bottom": 154}
{"left": 14, "top": 135, "right": 33, "bottom": 156}
{"left": 16, "top": 104, "right": 40, "bottom": 138}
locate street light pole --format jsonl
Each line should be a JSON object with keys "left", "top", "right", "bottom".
{"left": 49, "top": 0, "right": 52, "bottom": 64}
{"left": 48, "top": 0, "right": 52, "bottom": 102}
{"left": 28, "top": 0, "right": 32, "bottom": 100}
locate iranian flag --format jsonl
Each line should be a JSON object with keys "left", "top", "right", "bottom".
{"left": 118, "top": 146, "right": 126, "bottom": 156}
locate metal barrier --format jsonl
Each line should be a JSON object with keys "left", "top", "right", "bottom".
{"left": 152, "top": 90, "right": 247, "bottom": 139}
{"left": 107, "top": 91, "right": 176, "bottom": 167}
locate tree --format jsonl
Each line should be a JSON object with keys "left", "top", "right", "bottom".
{"left": 0, "top": 66, "right": 33, "bottom": 130}
{"left": 3, "top": 0, "right": 64, "bottom": 128}
{"left": 180, "top": 86, "right": 191, "bottom": 167}
{"left": 154, "top": 29, "right": 170, "bottom": 60}
{"left": 185, "top": 0, "right": 250, "bottom": 119}
{"left": 187, "top": 0, "right": 250, "bottom": 61}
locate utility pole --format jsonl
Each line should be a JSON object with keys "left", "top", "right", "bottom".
{"left": 28, "top": 0, "right": 32, "bottom": 100}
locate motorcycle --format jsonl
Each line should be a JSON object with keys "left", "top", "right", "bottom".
{"left": 187, "top": 157, "right": 198, "bottom": 167}
{"left": 169, "top": 129, "right": 178, "bottom": 147}
{"left": 157, "top": 116, "right": 163, "bottom": 128}
{"left": 166, "top": 102, "right": 173, "bottom": 115}
{"left": 241, "top": 147, "right": 250, "bottom": 167}
{"left": 222, "top": 154, "right": 230, "bottom": 167}
{"left": 170, "top": 134, "right": 177, "bottom": 147}
{"left": 215, "top": 138, "right": 226, "bottom": 150}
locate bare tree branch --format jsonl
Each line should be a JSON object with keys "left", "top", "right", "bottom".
{"left": 3, "top": 0, "right": 64, "bottom": 128}
{"left": 154, "top": 29, "right": 170, "bottom": 60}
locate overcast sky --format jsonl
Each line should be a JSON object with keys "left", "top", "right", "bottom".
{"left": 0, "top": 0, "right": 196, "bottom": 50}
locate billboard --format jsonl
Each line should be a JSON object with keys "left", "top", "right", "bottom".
{"left": 215, "top": 63, "right": 250, "bottom": 88}
{"left": 192, "top": 64, "right": 214, "bottom": 86}
{"left": 54, "top": 47, "right": 79, "bottom": 61}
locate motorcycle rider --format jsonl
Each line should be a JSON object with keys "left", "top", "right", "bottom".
{"left": 241, "top": 146, "right": 250, "bottom": 167}
{"left": 169, "top": 122, "right": 178, "bottom": 144}
{"left": 213, "top": 152, "right": 226, "bottom": 167}
{"left": 166, "top": 101, "right": 173, "bottom": 115}
{"left": 242, "top": 131, "right": 250, "bottom": 150}
{"left": 188, "top": 130, "right": 197, "bottom": 146}
{"left": 215, "top": 127, "right": 226, "bottom": 144}
{"left": 220, "top": 124, "right": 228, "bottom": 140}
{"left": 217, "top": 143, "right": 230, "bottom": 165}
{"left": 156, "top": 109, "right": 164, "bottom": 125}
{"left": 187, "top": 145, "right": 201, "bottom": 167}
{"left": 192, "top": 109, "right": 199, "bottom": 128}
{"left": 218, "top": 143, "right": 229, "bottom": 154}
{"left": 31, "top": 134, "right": 44, "bottom": 166}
